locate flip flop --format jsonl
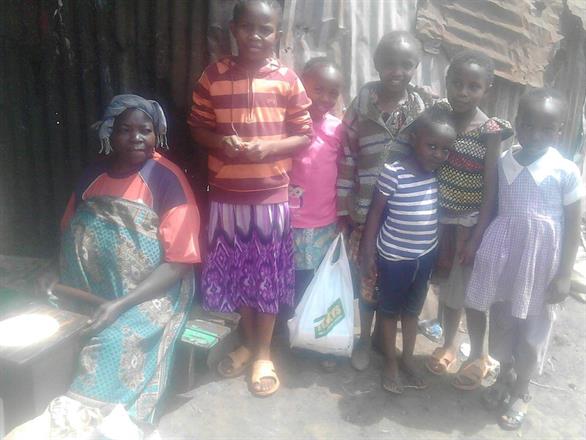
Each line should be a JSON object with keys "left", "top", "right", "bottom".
{"left": 382, "top": 372, "right": 403, "bottom": 395}
{"left": 481, "top": 371, "right": 516, "bottom": 411}
{"left": 425, "top": 347, "right": 457, "bottom": 376}
{"left": 217, "top": 346, "right": 253, "bottom": 378}
{"left": 482, "top": 382, "right": 510, "bottom": 411}
{"left": 452, "top": 357, "right": 491, "bottom": 390}
{"left": 250, "top": 360, "right": 280, "bottom": 397}
{"left": 498, "top": 394, "right": 531, "bottom": 431}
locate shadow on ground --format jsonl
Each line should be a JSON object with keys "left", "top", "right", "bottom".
{"left": 158, "top": 301, "right": 586, "bottom": 440}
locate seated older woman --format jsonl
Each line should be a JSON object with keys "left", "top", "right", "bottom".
{"left": 7, "top": 95, "right": 201, "bottom": 438}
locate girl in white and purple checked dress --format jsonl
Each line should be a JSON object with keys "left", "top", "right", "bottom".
{"left": 464, "top": 89, "right": 583, "bottom": 431}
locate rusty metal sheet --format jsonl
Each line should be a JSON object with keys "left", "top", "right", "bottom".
{"left": 415, "top": 0, "right": 564, "bottom": 87}
{"left": 567, "top": 0, "right": 586, "bottom": 27}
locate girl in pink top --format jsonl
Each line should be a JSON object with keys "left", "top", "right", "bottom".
{"left": 289, "top": 58, "right": 344, "bottom": 369}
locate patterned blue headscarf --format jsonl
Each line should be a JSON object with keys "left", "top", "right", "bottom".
{"left": 94, "top": 94, "right": 168, "bottom": 154}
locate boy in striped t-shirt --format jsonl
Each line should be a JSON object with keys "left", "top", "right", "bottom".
{"left": 359, "top": 107, "right": 456, "bottom": 394}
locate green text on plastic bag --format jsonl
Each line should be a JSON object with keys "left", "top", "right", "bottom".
{"left": 313, "top": 298, "right": 345, "bottom": 338}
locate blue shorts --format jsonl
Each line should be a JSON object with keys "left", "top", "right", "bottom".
{"left": 376, "top": 249, "right": 437, "bottom": 317}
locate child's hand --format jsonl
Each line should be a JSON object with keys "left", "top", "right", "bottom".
{"left": 242, "top": 140, "right": 273, "bottom": 161}
{"left": 336, "top": 216, "right": 352, "bottom": 235}
{"left": 547, "top": 275, "right": 571, "bottom": 304}
{"left": 222, "top": 135, "right": 244, "bottom": 158}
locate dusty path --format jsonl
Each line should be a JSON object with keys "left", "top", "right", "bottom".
{"left": 159, "top": 297, "right": 586, "bottom": 440}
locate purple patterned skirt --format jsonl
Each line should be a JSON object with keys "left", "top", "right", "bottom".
{"left": 202, "top": 201, "right": 295, "bottom": 314}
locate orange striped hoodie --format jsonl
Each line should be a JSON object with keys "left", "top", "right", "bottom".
{"left": 188, "top": 57, "right": 313, "bottom": 205}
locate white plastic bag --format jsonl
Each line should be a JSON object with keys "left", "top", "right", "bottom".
{"left": 288, "top": 234, "right": 354, "bottom": 357}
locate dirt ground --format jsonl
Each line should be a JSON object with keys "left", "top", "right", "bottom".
{"left": 158, "top": 293, "right": 586, "bottom": 439}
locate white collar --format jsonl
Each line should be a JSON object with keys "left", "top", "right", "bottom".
{"left": 501, "top": 146, "right": 562, "bottom": 185}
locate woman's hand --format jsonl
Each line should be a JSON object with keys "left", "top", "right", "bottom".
{"left": 81, "top": 299, "right": 126, "bottom": 338}
{"left": 547, "top": 275, "right": 571, "bottom": 304}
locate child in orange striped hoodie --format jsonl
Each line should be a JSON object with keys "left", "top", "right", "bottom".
{"left": 188, "top": 0, "right": 312, "bottom": 397}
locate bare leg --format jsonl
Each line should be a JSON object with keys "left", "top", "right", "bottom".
{"left": 372, "top": 310, "right": 383, "bottom": 352}
{"left": 256, "top": 312, "right": 276, "bottom": 360}
{"left": 400, "top": 314, "right": 418, "bottom": 362}
{"left": 442, "top": 305, "right": 461, "bottom": 352}
{"left": 465, "top": 308, "right": 487, "bottom": 361}
{"left": 351, "top": 303, "right": 375, "bottom": 370}
{"left": 359, "top": 307, "right": 375, "bottom": 344}
{"left": 381, "top": 314, "right": 401, "bottom": 393}
{"left": 400, "top": 314, "right": 427, "bottom": 389}
{"left": 253, "top": 311, "right": 277, "bottom": 393}
{"left": 513, "top": 337, "right": 538, "bottom": 398}
{"left": 217, "top": 306, "right": 255, "bottom": 376}
{"left": 239, "top": 306, "right": 256, "bottom": 351}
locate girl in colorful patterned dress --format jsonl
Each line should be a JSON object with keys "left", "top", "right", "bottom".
{"left": 425, "top": 51, "right": 513, "bottom": 389}
{"left": 465, "top": 89, "right": 583, "bottom": 430}
{"left": 289, "top": 58, "right": 343, "bottom": 371}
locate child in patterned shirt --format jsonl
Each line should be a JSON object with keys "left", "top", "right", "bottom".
{"left": 425, "top": 51, "right": 512, "bottom": 390}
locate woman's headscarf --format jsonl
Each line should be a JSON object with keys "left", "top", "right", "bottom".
{"left": 94, "top": 94, "right": 168, "bottom": 154}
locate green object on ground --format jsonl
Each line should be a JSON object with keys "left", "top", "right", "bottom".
{"left": 181, "top": 326, "right": 219, "bottom": 349}
{"left": 181, "top": 319, "right": 232, "bottom": 349}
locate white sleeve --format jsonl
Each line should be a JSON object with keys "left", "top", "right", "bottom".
{"left": 562, "top": 161, "right": 585, "bottom": 206}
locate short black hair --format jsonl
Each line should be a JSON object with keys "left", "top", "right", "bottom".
{"left": 447, "top": 50, "right": 495, "bottom": 85}
{"left": 411, "top": 103, "right": 456, "bottom": 135}
{"left": 518, "top": 87, "right": 567, "bottom": 116}
{"left": 302, "top": 57, "right": 341, "bottom": 77}
{"left": 373, "top": 31, "right": 422, "bottom": 66}
{"left": 233, "top": 0, "right": 283, "bottom": 24}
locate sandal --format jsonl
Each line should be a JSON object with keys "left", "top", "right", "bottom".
{"left": 452, "top": 357, "right": 491, "bottom": 390}
{"left": 217, "top": 346, "right": 253, "bottom": 378}
{"left": 481, "top": 382, "right": 511, "bottom": 411}
{"left": 481, "top": 371, "right": 516, "bottom": 411}
{"left": 498, "top": 394, "right": 531, "bottom": 431}
{"left": 382, "top": 371, "right": 403, "bottom": 395}
{"left": 425, "top": 347, "right": 457, "bottom": 376}
{"left": 320, "top": 356, "right": 337, "bottom": 373}
{"left": 250, "top": 360, "right": 280, "bottom": 397}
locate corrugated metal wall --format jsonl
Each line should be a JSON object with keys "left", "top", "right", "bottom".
{"left": 1, "top": 0, "right": 583, "bottom": 258}
{"left": 0, "top": 0, "right": 209, "bottom": 257}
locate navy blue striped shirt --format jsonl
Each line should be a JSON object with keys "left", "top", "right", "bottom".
{"left": 376, "top": 161, "right": 439, "bottom": 261}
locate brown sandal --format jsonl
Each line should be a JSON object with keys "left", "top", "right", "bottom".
{"left": 452, "top": 357, "right": 491, "bottom": 390}
{"left": 425, "top": 347, "right": 457, "bottom": 376}
{"left": 217, "top": 346, "right": 253, "bottom": 378}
